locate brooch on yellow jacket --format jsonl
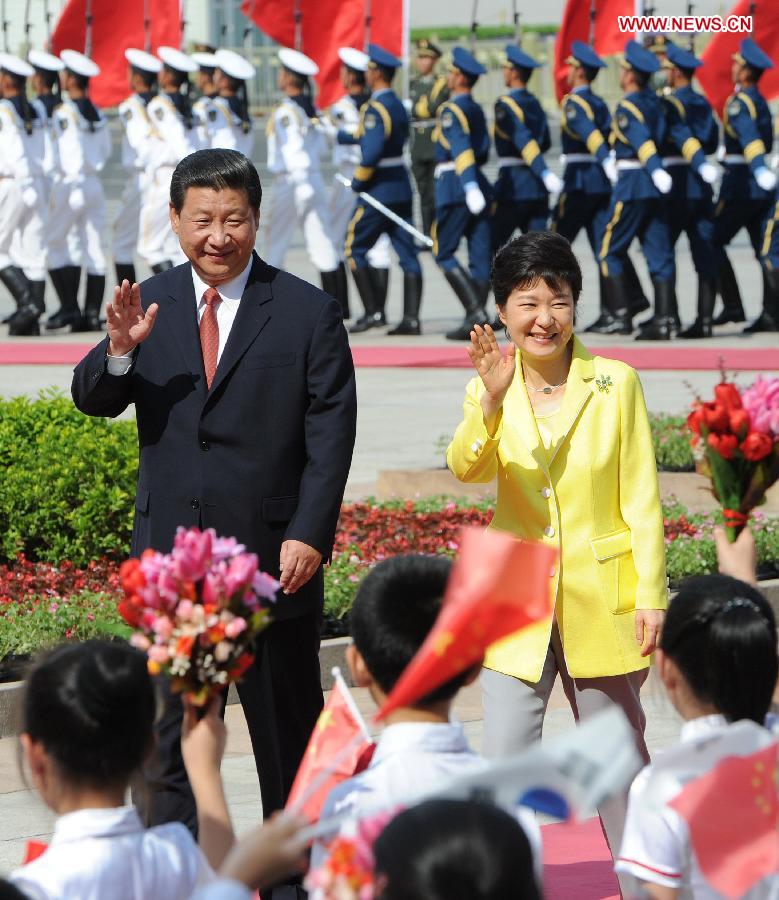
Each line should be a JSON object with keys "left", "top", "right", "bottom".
{"left": 596, "top": 374, "right": 613, "bottom": 393}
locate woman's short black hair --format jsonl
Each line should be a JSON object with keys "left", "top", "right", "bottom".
{"left": 21, "top": 640, "right": 156, "bottom": 789}
{"left": 374, "top": 799, "right": 541, "bottom": 900}
{"left": 660, "top": 574, "right": 778, "bottom": 724}
{"left": 491, "top": 231, "right": 582, "bottom": 307}
{"left": 170, "top": 148, "right": 262, "bottom": 212}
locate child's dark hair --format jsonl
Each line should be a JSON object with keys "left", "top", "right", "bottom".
{"left": 350, "top": 555, "right": 472, "bottom": 704}
{"left": 22, "top": 640, "right": 156, "bottom": 787}
{"left": 374, "top": 799, "right": 541, "bottom": 900}
{"left": 491, "top": 232, "right": 582, "bottom": 308}
{"left": 660, "top": 575, "right": 778, "bottom": 724}
{"left": 0, "top": 879, "right": 31, "bottom": 900}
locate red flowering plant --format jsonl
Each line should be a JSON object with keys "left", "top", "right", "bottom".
{"left": 119, "top": 527, "right": 279, "bottom": 705}
{"left": 687, "top": 376, "right": 779, "bottom": 542}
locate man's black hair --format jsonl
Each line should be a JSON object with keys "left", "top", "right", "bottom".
{"left": 170, "top": 148, "right": 262, "bottom": 213}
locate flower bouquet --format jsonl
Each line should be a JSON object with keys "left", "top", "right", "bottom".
{"left": 687, "top": 376, "right": 779, "bottom": 541}
{"left": 118, "top": 527, "right": 279, "bottom": 705}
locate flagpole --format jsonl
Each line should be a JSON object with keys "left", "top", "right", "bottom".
{"left": 401, "top": 0, "right": 410, "bottom": 101}
{"left": 23, "top": 0, "right": 33, "bottom": 54}
{"left": 1, "top": 0, "right": 8, "bottom": 53}
{"left": 84, "top": 0, "right": 94, "bottom": 57}
{"left": 588, "top": 0, "right": 596, "bottom": 47}
{"left": 143, "top": 0, "right": 151, "bottom": 52}
{"left": 293, "top": 0, "right": 302, "bottom": 51}
{"left": 180, "top": 0, "right": 187, "bottom": 50}
{"left": 43, "top": 0, "right": 51, "bottom": 47}
{"left": 242, "top": 0, "right": 256, "bottom": 53}
{"left": 364, "top": 0, "right": 372, "bottom": 50}
{"left": 332, "top": 667, "right": 372, "bottom": 741}
{"left": 513, "top": 0, "right": 521, "bottom": 46}
{"left": 469, "top": 0, "right": 478, "bottom": 53}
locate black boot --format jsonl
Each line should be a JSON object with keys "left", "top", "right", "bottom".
{"left": 1, "top": 266, "right": 40, "bottom": 336}
{"left": 624, "top": 255, "right": 650, "bottom": 316}
{"left": 335, "top": 261, "right": 350, "bottom": 321}
{"left": 348, "top": 266, "right": 385, "bottom": 333}
{"left": 444, "top": 265, "right": 487, "bottom": 341}
{"left": 151, "top": 261, "right": 174, "bottom": 275}
{"left": 585, "top": 273, "right": 617, "bottom": 332}
{"left": 46, "top": 265, "right": 82, "bottom": 330}
{"left": 589, "top": 273, "right": 633, "bottom": 335}
{"left": 712, "top": 256, "right": 745, "bottom": 325}
{"left": 371, "top": 267, "right": 389, "bottom": 321}
{"left": 679, "top": 276, "right": 716, "bottom": 338}
{"left": 635, "top": 279, "right": 674, "bottom": 341}
{"left": 320, "top": 269, "right": 339, "bottom": 301}
{"left": 72, "top": 273, "right": 105, "bottom": 333}
{"left": 743, "top": 267, "right": 779, "bottom": 333}
{"left": 388, "top": 272, "right": 423, "bottom": 335}
{"left": 115, "top": 262, "right": 136, "bottom": 286}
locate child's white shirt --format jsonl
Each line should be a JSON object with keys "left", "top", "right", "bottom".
{"left": 617, "top": 714, "right": 779, "bottom": 899}
{"left": 10, "top": 805, "right": 216, "bottom": 900}
{"left": 314, "top": 720, "right": 543, "bottom": 876}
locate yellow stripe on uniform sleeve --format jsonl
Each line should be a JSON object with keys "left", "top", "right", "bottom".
{"left": 353, "top": 166, "right": 375, "bottom": 182}
{"left": 619, "top": 100, "right": 645, "bottom": 123}
{"left": 446, "top": 101, "right": 470, "bottom": 133}
{"left": 498, "top": 95, "right": 525, "bottom": 124}
{"left": 586, "top": 131, "right": 604, "bottom": 155}
{"left": 681, "top": 137, "right": 702, "bottom": 161}
{"left": 744, "top": 139, "right": 767, "bottom": 162}
{"left": 638, "top": 140, "right": 658, "bottom": 164}
{"left": 738, "top": 93, "right": 757, "bottom": 119}
{"left": 454, "top": 148, "right": 476, "bottom": 174}
{"left": 666, "top": 95, "right": 686, "bottom": 119}
{"left": 521, "top": 140, "right": 541, "bottom": 165}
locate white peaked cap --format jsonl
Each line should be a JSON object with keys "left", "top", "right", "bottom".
{"left": 278, "top": 47, "right": 318, "bottom": 77}
{"left": 214, "top": 48, "right": 256, "bottom": 80}
{"left": 0, "top": 52, "right": 34, "bottom": 78}
{"left": 28, "top": 49, "right": 65, "bottom": 72}
{"left": 191, "top": 51, "right": 218, "bottom": 69}
{"left": 338, "top": 47, "right": 369, "bottom": 72}
{"left": 157, "top": 45, "right": 198, "bottom": 73}
{"left": 125, "top": 48, "right": 162, "bottom": 74}
{"left": 60, "top": 49, "right": 100, "bottom": 78}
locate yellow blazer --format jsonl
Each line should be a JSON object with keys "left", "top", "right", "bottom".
{"left": 446, "top": 337, "right": 667, "bottom": 682}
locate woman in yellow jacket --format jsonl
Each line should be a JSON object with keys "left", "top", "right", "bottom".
{"left": 447, "top": 232, "right": 667, "bottom": 858}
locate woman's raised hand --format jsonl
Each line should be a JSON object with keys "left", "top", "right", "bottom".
{"left": 467, "top": 323, "right": 516, "bottom": 410}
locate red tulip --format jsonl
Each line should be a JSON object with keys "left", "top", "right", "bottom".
{"left": 707, "top": 432, "right": 738, "bottom": 460}
{"left": 714, "top": 382, "right": 742, "bottom": 411}
{"left": 687, "top": 405, "right": 704, "bottom": 435}
{"left": 702, "top": 403, "right": 729, "bottom": 434}
{"left": 728, "top": 408, "right": 750, "bottom": 439}
{"left": 740, "top": 431, "right": 774, "bottom": 462}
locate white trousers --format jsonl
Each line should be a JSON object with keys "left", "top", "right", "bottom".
{"left": 330, "top": 176, "right": 391, "bottom": 269}
{"left": 113, "top": 171, "right": 145, "bottom": 265}
{"left": 47, "top": 174, "right": 106, "bottom": 275}
{"left": 0, "top": 178, "right": 24, "bottom": 270}
{"left": 262, "top": 172, "right": 338, "bottom": 272}
{"left": 138, "top": 166, "right": 184, "bottom": 268}
{"left": 8, "top": 175, "right": 47, "bottom": 279}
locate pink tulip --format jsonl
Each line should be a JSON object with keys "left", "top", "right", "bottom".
{"left": 148, "top": 644, "right": 170, "bottom": 664}
{"left": 225, "top": 554, "right": 258, "bottom": 597}
{"left": 152, "top": 617, "right": 173, "bottom": 640}
{"left": 225, "top": 616, "right": 247, "bottom": 639}
{"left": 172, "top": 527, "right": 213, "bottom": 581}
{"left": 252, "top": 570, "right": 281, "bottom": 602}
{"left": 177, "top": 599, "right": 194, "bottom": 621}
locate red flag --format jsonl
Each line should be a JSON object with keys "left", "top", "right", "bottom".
{"left": 553, "top": 0, "right": 636, "bottom": 102}
{"left": 376, "top": 528, "right": 556, "bottom": 721}
{"left": 287, "top": 670, "right": 375, "bottom": 823}
{"left": 669, "top": 742, "right": 779, "bottom": 899}
{"left": 698, "top": 0, "right": 779, "bottom": 115}
{"left": 241, "top": 0, "right": 403, "bottom": 109}
{"left": 22, "top": 841, "right": 48, "bottom": 864}
{"left": 51, "top": 0, "right": 182, "bottom": 108}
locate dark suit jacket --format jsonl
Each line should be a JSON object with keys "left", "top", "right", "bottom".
{"left": 72, "top": 253, "right": 357, "bottom": 620}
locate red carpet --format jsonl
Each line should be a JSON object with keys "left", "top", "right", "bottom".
{"left": 542, "top": 818, "right": 620, "bottom": 900}
{"left": 1, "top": 342, "right": 777, "bottom": 371}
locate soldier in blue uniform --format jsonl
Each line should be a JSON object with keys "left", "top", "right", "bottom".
{"left": 432, "top": 47, "right": 492, "bottom": 341}
{"left": 713, "top": 38, "right": 778, "bottom": 334}
{"left": 341, "top": 44, "right": 423, "bottom": 335}
{"left": 598, "top": 40, "right": 674, "bottom": 336}
{"left": 491, "top": 45, "right": 562, "bottom": 253}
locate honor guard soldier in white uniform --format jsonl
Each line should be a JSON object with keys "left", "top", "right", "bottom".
{"left": 327, "top": 46, "right": 391, "bottom": 321}
{"left": 113, "top": 49, "right": 161, "bottom": 289}
{"left": 264, "top": 48, "right": 339, "bottom": 296}
{"left": 139, "top": 46, "right": 200, "bottom": 273}
{"left": 46, "top": 49, "right": 111, "bottom": 332}
{"left": 191, "top": 48, "right": 218, "bottom": 148}
{"left": 210, "top": 49, "right": 255, "bottom": 157}
{"left": 0, "top": 53, "right": 47, "bottom": 335}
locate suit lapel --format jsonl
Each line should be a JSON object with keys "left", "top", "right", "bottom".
{"left": 207, "top": 253, "right": 273, "bottom": 398}
{"left": 162, "top": 263, "right": 207, "bottom": 396}
{"left": 547, "top": 337, "right": 595, "bottom": 468}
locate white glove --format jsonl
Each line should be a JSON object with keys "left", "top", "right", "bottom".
{"left": 293, "top": 180, "right": 315, "bottom": 205}
{"left": 542, "top": 170, "right": 563, "bottom": 194}
{"left": 716, "top": 144, "right": 726, "bottom": 162}
{"left": 602, "top": 155, "right": 618, "bottom": 185}
{"left": 21, "top": 183, "right": 38, "bottom": 208}
{"left": 651, "top": 168, "right": 673, "bottom": 194}
{"left": 772, "top": 154, "right": 779, "bottom": 172}
{"left": 69, "top": 186, "right": 86, "bottom": 212}
{"left": 464, "top": 183, "right": 486, "bottom": 216}
{"left": 698, "top": 162, "right": 718, "bottom": 185}
{"left": 754, "top": 166, "right": 777, "bottom": 192}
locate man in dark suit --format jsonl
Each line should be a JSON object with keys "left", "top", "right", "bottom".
{"left": 72, "top": 150, "right": 357, "bottom": 866}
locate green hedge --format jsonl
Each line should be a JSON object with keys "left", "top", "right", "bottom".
{"left": 0, "top": 391, "right": 137, "bottom": 565}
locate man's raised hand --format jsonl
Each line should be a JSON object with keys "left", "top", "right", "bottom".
{"left": 106, "top": 279, "right": 159, "bottom": 357}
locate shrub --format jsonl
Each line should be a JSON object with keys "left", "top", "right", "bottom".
{"left": 0, "top": 391, "right": 137, "bottom": 565}
{"left": 650, "top": 414, "right": 695, "bottom": 472}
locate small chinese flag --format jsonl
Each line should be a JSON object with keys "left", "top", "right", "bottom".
{"left": 669, "top": 742, "right": 779, "bottom": 899}
{"left": 22, "top": 841, "right": 48, "bottom": 864}
{"left": 376, "top": 528, "right": 556, "bottom": 721}
{"left": 287, "top": 669, "right": 375, "bottom": 823}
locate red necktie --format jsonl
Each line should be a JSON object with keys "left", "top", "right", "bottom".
{"left": 200, "top": 287, "right": 221, "bottom": 389}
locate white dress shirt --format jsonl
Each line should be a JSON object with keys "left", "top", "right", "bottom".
{"left": 10, "top": 805, "right": 216, "bottom": 900}
{"left": 106, "top": 257, "right": 253, "bottom": 376}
